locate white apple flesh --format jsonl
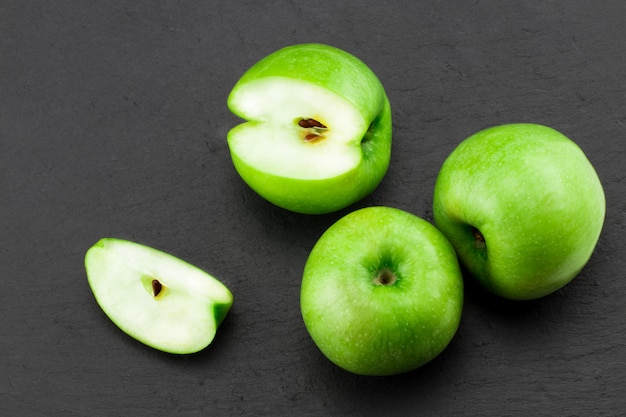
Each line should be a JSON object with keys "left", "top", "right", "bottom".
{"left": 228, "top": 77, "right": 365, "bottom": 180}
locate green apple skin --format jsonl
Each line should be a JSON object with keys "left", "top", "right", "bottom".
{"left": 433, "top": 124, "right": 606, "bottom": 300}
{"left": 301, "top": 206, "right": 463, "bottom": 376}
{"left": 85, "top": 238, "right": 233, "bottom": 354}
{"left": 227, "top": 43, "right": 392, "bottom": 214}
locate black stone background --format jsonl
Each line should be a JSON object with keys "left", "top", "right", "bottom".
{"left": 2, "top": 1, "right": 625, "bottom": 416}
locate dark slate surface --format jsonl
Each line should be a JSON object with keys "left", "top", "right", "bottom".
{"left": 2, "top": 1, "right": 625, "bottom": 416}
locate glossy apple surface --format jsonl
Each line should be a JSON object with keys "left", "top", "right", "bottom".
{"left": 85, "top": 238, "right": 233, "bottom": 354}
{"left": 227, "top": 43, "right": 392, "bottom": 214}
{"left": 433, "top": 123, "right": 605, "bottom": 300}
{"left": 301, "top": 206, "right": 463, "bottom": 376}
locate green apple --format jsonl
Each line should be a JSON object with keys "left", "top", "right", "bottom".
{"left": 85, "top": 238, "right": 233, "bottom": 354}
{"left": 433, "top": 123, "right": 606, "bottom": 300}
{"left": 300, "top": 206, "right": 463, "bottom": 376}
{"left": 227, "top": 43, "right": 392, "bottom": 214}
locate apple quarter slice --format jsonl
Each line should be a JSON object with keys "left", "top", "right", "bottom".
{"left": 85, "top": 238, "right": 233, "bottom": 354}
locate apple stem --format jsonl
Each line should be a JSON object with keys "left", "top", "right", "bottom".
{"left": 151, "top": 279, "right": 163, "bottom": 297}
{"left": 473, "top": 229, "right": 486, "bottom": 249}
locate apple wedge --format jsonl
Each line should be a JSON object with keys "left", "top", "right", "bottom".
{"left": 227, "top": 43, "right": 392, "bottom": 214}
{"left": 85, "top": 238, "right": 233, "bottom": 354}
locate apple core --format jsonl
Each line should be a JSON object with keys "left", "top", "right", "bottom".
{"left": 141, "top": 274, "right": 166, "bottom": 299}
{"left": 298, "top": 118, "right": 328, "bottom": 143}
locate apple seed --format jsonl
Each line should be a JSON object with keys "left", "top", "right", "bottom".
{"left": 298, "top": 118, "right": 327, "bottom": 129}
{"left": 151, "top": 279, "right": 163, "bottom": 297}
{"left": 303, "top": 133, "right": 323, "bottom": 142}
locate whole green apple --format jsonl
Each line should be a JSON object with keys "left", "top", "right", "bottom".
{"left": 433, "top": 123, "right": 605, "bottom": 300}
{"left": 300, "top": 206, "right": 463, "bottom": 376}
{"left": 227, "top": 43, "right": 392, "bottom": 214}
{"left": 85, "top": 238, "right": 233, "bottom": 354}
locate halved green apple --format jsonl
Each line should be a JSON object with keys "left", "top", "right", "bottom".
{"left": 85, "top": 238, "right": 233, "bottom": 354}
{"left": 227, "top": 43, "right": 392, "bottom": 214}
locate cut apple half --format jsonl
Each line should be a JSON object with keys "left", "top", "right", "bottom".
{"left": 85, "top": 238, "right": 233, "bottom": 354}
{"left": 228, "top": 77, "right": 368, "bottom": 180}
{"left": 226, "top": 43, "right": 392, "bottom": 214}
